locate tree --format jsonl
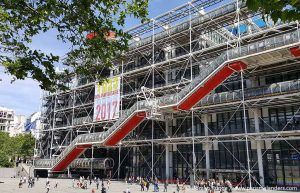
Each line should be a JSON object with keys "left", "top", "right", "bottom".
{"left": 0, "top": 0, "right": 148, "bottom": 91}
{"left": 246, "top": 0, "right": 300, "bottom": 22}
{"left": 0, "top": 132, "right": 35, "bottom": 167}
{"left": 0, "top": 132, "right": 13, "bottom": 167}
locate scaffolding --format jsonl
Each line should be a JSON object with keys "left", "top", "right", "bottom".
{"left": 35, "top": 0, "right": 300, "bottom": 187}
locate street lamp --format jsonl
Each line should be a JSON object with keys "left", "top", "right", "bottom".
{"left": 28, "top": 160, "right": 33, "bottom": 178}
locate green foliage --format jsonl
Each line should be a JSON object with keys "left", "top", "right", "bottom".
{"left": 246, "top": 0, "right": 300, "bottom": 22}
{"left": 0, "top": 0, "right": 149, "bottom": 92}
{"left": 3, "top": 0, "right": 297, "bottom": 92}
{"left": 0, "top": 132, "right": 35, "bottom": 167}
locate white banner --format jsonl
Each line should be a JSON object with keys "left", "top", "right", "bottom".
{"left": 93, "top": 77, "right": 120, "bottom": 121}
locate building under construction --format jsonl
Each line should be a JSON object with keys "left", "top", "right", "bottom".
{"left": 34, "top": 0, "right": 300, "bottom": 188}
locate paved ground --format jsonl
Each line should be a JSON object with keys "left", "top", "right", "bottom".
{"left": 0, "top": 178, "right": 298, "bottom": 193}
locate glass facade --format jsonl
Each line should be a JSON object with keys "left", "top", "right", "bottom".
{"left": 119, "top": 103, "right": 300, "bottom": 187}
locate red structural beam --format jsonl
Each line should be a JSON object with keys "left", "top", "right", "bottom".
{"left": 104, "top": 111, "right": 147, "bottom": 146}
{"left": 177, "top": 61, "right": 247, "bottom": 110}
{"left": 52, "top": 144, "right": 91, "bottom": 172}
{"left": 86, "top": 31, "right": 116, "bottom": 40}
{"left": 290, "top": 46, "right": 300, "bottom": 57}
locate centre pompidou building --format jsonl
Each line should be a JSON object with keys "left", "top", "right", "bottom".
{"left": 34, "top": 0, "right": 300, "bottom": 188}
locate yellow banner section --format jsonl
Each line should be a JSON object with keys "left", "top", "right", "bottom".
{"left": 95, "top": 77, "right": 120, "bottom": 99}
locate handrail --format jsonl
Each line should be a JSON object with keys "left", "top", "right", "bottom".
{"left": 200, "top": 79, "right": 300, "bottom": 106}
{"left": 34, "top": 158, "right": 114, "bottom": 169}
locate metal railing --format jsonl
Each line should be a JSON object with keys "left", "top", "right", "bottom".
{"left": 35, "top": 158, "right": 114, "bottom": 169}
{"left": 200, "top": 79, "right": 300, "bottom": 106}
{"left": 128, "top": 1, "right": 243, "bottom": 49}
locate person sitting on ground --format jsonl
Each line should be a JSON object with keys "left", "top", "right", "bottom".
{"left": 123, "top": 187, "right": 131, "bottom": 193}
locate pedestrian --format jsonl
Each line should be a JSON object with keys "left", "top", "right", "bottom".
{"left": 84, "top": 179, "right": 88, "bottom": 189}
{"left": 176, "top": 182, "right": 180, "bottom": 193}
{"left": 27, "top": 178, "right": 31, "bottom": 188}
{"left": 140, "top": 179, "right": 144, "bottom": 191}
{"left": 96, "top": 179, "right": 100, "bottom": 190}
{"left": 164, "top": 181, "right": 168, "bottom": 192}
{"left": 18, "top": 179, "right": 23, "bottom": 188}
{"left": 46, "top": 177, "right": 49, "bottom": 187}
{"left": 146, "top": 180, "right": 150, "bottom": 192}
{"left": 107, "top": 179, "right": 111, "bottom": 190}
{"left": 32, "top": 178, "right": 35, "bottom": 187}
{"left": 54, "top": 180, "right": 58, "bottom": 188}
{"left": 46, "top": 183, "right": 50, "bottom": 193}
{"left": 72, "top": 179, "right": 75, "bottom": 188}
{"left": 101, "top": 186, "right": 107, "bottom": 193}
{"left": 182, "top": 183, "right": 186, "bottom": 193}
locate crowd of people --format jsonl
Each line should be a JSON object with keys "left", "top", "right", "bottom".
{"left": 71, "top": 176, "right": 111, "bottom": 193}
{"left": 16, "top": 173, "right": 235, "bottom": 193}
{"left": 124, "top": 176, "right": 234, "bottom": 193}
{"left": 18, "top": 176, "right": 35, "bottom": 188}
{"left": 194, "top": 179, "right": 233, "bottom": 193}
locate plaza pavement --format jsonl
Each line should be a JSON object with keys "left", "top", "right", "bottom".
{"left": 0, "top": 178, "right": 298, "bottom": 193}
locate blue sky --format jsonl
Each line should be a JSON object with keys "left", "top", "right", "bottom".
{"left": 0, "top": 0, "right": 197, "bottom": 117}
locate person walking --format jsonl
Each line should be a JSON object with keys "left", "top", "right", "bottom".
{"left": 164, "top": 181, "right": 168, "bottom": 192}
{"left": 27, "top": 178, "right": 31, "bottom": 188}
{"left": 140, "top": 179, "right": 145, "bottom": 191}
{"left": 107, "top": 179, "right": 111, "bottom": 190}
{"left": 96, "top": 179, "right": 100, "bottom": 190}
{"left": 46, "top": 177, "right": 49, "bottom": 187}
{"left": 176, "top": 182, "right": 180, "bottom": 193}
{"left": 46, "top": 183, "right": 50, "bottom": 193}
{"left": 18, "top": 179, "right": 23, "bottom": 188}
{"left": 54, "top": 180, "right": 58, "bottom": 188}
{"left": 146, "top": 180, "right": 150, "bottom": 192}
{"left": 182, "top": 183, "right": 186, "bottom": 193}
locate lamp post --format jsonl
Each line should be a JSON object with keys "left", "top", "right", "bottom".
{"left": 28, "top": 160, "right": 33, "bottom": 178}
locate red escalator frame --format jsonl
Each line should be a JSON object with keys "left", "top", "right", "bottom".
{"left": 52, "top": 144, "right": 91, "bottom": 172}
{"left": 177, "top": 61, "right": 247, "bottom": 110}
{"left": 52, "top": 111, "right": 146, "bottom": 172}
{"left": 290, "top": 46, "right": 300, "bottom": 57}
{"left": 104, "top": 111, "right": 147, "bottom": 146}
